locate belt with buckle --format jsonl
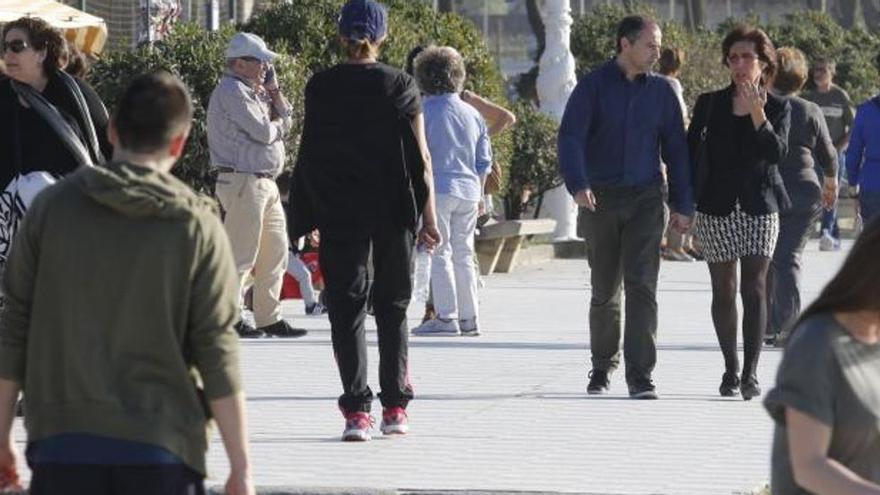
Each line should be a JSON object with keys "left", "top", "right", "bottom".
{"left": 216, "top": 167, "right": 274, "bottom": 179}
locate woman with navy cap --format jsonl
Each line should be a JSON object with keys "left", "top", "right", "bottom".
{"left": 288, "top": 0, "right": 440, "bottom": 442}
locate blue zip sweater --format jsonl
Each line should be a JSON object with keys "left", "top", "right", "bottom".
{"left": 846, "top": 96, "right": 880, "bottom": 192}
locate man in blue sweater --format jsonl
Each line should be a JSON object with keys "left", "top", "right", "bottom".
{"left": 558, "top": 15, "right": 694, "bottom": 399}
{"left": 846, "top": 94, "right": 880, "bottom": 225}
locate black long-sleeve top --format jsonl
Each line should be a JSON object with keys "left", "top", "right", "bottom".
{"left": 687, "top": 84, "right": 791, "bottom": 216}
{"left": 0, "top": 72, "right": 112, "bottom": 190}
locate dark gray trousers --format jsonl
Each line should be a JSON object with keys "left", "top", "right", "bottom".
{"left": 767, "top": 194, "right": 821, "bottom": 337}
{"left": 582, "top": 184, "right": 665, "bottom": 385}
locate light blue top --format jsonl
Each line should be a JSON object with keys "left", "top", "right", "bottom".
{"left": 423, "top": 93, "right": 492, "bottom": 202}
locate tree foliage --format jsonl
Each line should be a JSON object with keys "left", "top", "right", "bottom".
{"left": 569, "top": 5, "right": 879, "bottom": 109}
{"left": 90, "top": 0, "right": 510, "bottom": 196}
{"left": 503, "top": 102, "right": 561, "bottom": 220}
{"left": 90, "top": 24, "right": 308, "bottom": 194}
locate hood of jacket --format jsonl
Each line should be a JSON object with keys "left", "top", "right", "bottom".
{"left": 71, "top": 161, "right": 219, "bottom": 220}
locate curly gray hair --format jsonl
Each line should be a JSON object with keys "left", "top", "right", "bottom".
{"left": 413, "top": 46, "right": 466, "bottom": 96}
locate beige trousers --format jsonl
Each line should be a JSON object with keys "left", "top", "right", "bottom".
{"left": 215, "top": 172, "right": 288, "bottom": 328}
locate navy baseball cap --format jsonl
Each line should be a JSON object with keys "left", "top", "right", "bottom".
{"left": 338, "top": 0, "right": 388, "bottom": 42}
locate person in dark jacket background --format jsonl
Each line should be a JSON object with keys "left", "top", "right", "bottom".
{"left": 765, "top": 47, "right": 838, "bottom": 346}
{"left": 687, "top": 25, "right": 791, "bottom": 401}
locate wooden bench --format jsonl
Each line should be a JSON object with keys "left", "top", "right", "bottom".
{"left": 475, "top": 219, "right": 557, "bottom": 275}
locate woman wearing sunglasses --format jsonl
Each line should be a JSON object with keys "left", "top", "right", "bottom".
{"left": 0, "top": 17, "right": 111, "bottom": 237}
{"left": 686, "top": 25, "right": 791, "bottom": 400}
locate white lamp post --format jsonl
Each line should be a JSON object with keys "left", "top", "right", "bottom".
{"left": 536, "top": 0, "right": 579, "bottom": 241}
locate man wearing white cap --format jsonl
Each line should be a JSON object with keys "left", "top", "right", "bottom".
{"left": 208, "top": 32, "right": 306, "bottom": 339}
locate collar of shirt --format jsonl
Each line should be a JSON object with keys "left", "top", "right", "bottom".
{"left": 424, "top": 93, "right": 461, "bottom": 104}
{"left": 606, "top": 58, "right": 649, "bottom": 85}
{"left": 224, "top": 70, "right": 257, "bottom": 89}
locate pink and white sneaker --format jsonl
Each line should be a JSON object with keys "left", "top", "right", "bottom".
{"left": 342, "top": 411, "right": 374, "bottom": 442}
{"left": 380, "top": 407, "right": 409, "bottom": 436}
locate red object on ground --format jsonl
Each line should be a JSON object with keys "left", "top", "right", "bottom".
{"left": 280, "top": 252, "right": 323, "bottom": 300}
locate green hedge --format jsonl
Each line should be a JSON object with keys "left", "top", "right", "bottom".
{"left": 90, "top": 23, "right": 307, "bottom": 194}
{"left": 503, "top": 101, "right": 561, "bottom": 220}
{"left": 243, "top": 0, "right": 512, "bottom": 190}
{"left": 90, "top": 0, "right": 511, "bottom": 197}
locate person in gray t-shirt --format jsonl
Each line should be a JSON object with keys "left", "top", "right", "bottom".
{"left": 802, "top": 58, "right": 855, "bottom": 248}
{"left": 764, "top": 218, "right": 880, "bottom": 494}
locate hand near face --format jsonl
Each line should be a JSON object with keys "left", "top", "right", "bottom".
{"left": 738, "top": 81, "right": 767, "bottom": 113}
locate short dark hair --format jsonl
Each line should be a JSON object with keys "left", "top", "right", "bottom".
{"left": 773, "top": 47, "right": 808, "bottom": 95}
{"left": 3, "top": 17, "right": 65, "bottom": 76}
{"left": 616, "top": 15, "right": 656, "bottom": 53}
{"left": 721, "top": 25, "right": 777, "bottom": 82}
{"left": 113, "top": 72, "right": 193, "bottom": 154}
{"left": 658, "top": 47, "right": 684, "bottom": 76}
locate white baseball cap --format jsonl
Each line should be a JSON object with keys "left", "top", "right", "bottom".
{"left": 225, "top": 32, "right": 278, "bottom": 62}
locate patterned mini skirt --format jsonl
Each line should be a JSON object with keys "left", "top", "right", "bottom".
{"left": 694, "top": 203, "right": 780, "bottom": 263}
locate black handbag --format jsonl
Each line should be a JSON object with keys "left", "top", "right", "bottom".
{"left": 693, "top": 94, "right": 716, "bottom": 204}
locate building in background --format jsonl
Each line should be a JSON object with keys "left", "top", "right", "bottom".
{"left": 56, "top": 0, "right": 271, "bottom": 51}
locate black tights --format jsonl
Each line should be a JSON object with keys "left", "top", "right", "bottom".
{"left": 707, "top": 256, "right": 770, "bottom": 379}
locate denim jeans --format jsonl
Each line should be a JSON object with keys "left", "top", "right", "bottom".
{"left": 820, "top": 152, "right": 846, "bottom": 238}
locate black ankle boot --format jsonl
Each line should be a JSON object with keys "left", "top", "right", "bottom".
{"left": 719, "top": 371, "right": 740, "bottom": 397}
{"left": 741, "top": 375, "right": 761, "bottom": 401}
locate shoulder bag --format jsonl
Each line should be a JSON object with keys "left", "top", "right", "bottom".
{"left": 693, "top": 93, "right": 716, "bottom": 204}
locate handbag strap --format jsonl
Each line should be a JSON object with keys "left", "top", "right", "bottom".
{"left": 10, "top": 79, "right": 94, "bottom": 169}
{"left": 56, "top": 71, "right": 106, "bottom": 164}
{"left": 699, "top": 93, "right": 716, "bottom": 143}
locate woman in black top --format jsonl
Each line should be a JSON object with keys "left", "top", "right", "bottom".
{"left": 1, "top": 17, "right": 111, "bottom": 271}
{"left": 1, "top": 17, "right": 111, "bottom": 190}
{"left": 687, "top": 26, "right": 791, "bottom": 400}
{"left": 766, "top": 47, "right": 838, "bottom": 346}
{"left": 289, "top": 0, "right": 440, "bottom": 442}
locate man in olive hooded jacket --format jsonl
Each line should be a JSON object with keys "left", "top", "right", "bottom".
{"left": 0, "top": 73, "right": 254, "bottom": 495}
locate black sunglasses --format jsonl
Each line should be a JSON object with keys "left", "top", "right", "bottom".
{"left": 1, "top": 39, "right": 30, "bottom": 54}
{"left": 239, "top": 56, "right": 261, "bottom": 63}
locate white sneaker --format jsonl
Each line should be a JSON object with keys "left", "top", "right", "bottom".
{"left": 459, "top": 317, "right": 480, "bottom": 337}
{"left": 819, "top": 229, "right": 839, "bottom": 251}
{"left": 412, "top": 318, "right": 460, "bottom": 336}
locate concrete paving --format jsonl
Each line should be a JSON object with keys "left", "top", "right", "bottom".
{"left": 10, "top": 239, "right": 850, "bottom": 494}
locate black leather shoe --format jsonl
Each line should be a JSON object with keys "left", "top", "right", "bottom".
{"left": 587, "top": 369, "right": 611, "bottom": 395}
{"left": 259, "top": 320, "right": 307, "bottom": 338}
{"left": 719, "top": 371, "right": 740, "bottom": 397}
{"left": 741, "top": 375, "right": 762, "bottom": 401}
{"left": 235, "top": 321, "right": 264, "bottom": 339}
